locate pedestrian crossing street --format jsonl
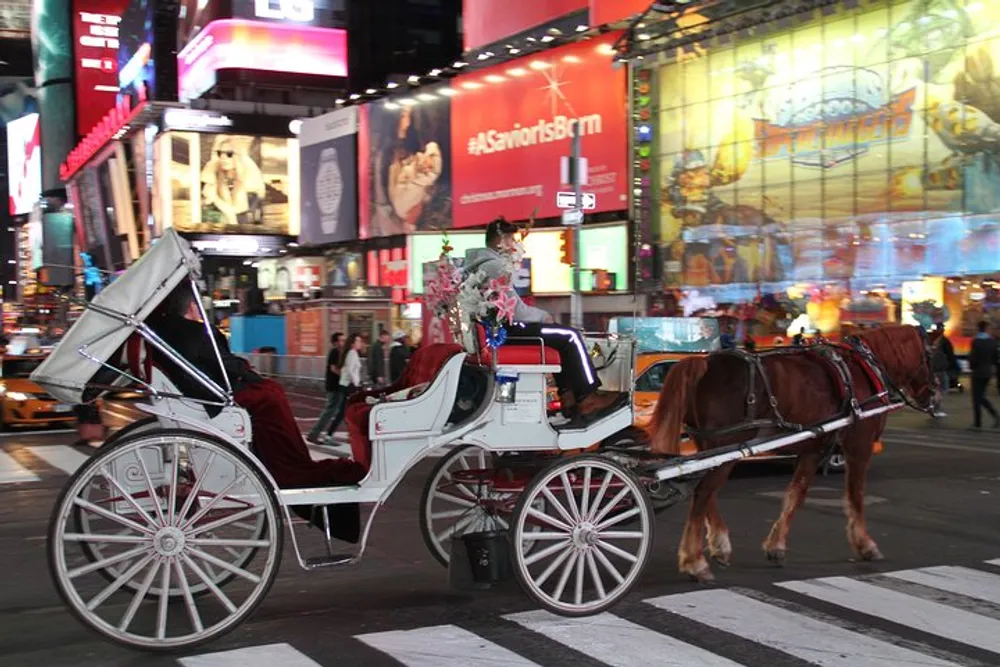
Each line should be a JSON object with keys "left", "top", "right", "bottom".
{"left": 0, "top": 442, "right": 454, "bottom": 487}
{"left": 178, "top": 559, "right": 1000, "bottom": 667}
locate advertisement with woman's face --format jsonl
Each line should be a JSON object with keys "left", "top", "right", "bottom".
{"left": 362, "top": 93, "right": 452, "bottom": 238}
{"left": 158, "top": 131, "right": 298, "bottom": 235}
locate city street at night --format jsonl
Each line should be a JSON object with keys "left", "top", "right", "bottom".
{"left": 1, "top": 390, "right": 999, "bottom": 667}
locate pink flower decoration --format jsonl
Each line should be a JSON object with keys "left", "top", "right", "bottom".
{"left": 492, "top": 291, "right": 518, "bottom": 325}
{"left": 487, "top": 276, "right": 509, "bottom": 296}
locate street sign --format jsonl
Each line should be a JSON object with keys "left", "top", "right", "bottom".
{"left": 561, "top": 208, "right": 583, "bottom": 225}
{"left": 556, "top": 191, "right": 596, "bottom": 209}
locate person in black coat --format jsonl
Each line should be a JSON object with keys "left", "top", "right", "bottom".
{"left": 968, "top": 320, "right": 999, "bottom": 430}
{"left": 388, "top": 331, "right": 411, "bottom": 384}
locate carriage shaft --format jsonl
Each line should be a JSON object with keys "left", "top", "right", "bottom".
{"left": 653, "top": 402, "right": 903, "bottom": 482}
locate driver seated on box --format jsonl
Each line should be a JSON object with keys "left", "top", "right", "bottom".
{"left": 462, "top": 218, "right": 625, "bottom": 426}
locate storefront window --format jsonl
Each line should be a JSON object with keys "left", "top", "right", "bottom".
{"left": 652, "top": 0, "right": 1000, "bottom": 305}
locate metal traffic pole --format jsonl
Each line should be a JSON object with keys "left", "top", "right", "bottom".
{"left": 570, "top": 122, "right": 583, "bottom": 329}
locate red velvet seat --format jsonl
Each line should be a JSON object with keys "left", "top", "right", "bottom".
{"left": 474, "top": 323, "right": 561, "bottom": 367}
{"left": 346, "top": 343, "right": 464, "bottom": 471}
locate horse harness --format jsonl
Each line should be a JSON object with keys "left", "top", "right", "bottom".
{"left": 689, "top": 338, "right": 897, "bottom": 441}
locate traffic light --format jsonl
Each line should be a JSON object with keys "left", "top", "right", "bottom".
{"left": 558, "top": 228, "right": 576, "bottom": 266}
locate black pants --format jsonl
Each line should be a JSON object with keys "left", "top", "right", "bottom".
{"left": 972, "top": 376, "right": 998, "bottom": 427}
{"left": 504, "top": 322, "right": 601, "bottom": 400}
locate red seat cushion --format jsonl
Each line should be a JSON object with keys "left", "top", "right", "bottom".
{"left": 474, "top": 323, "right": 561, "bottom": 366}
{"left": 347, "top": 343, "right": 464, "bottom": 471}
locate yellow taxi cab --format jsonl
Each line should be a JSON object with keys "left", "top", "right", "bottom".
{"left": 618, "top": 350, "right": 884, "bottom": 472}
{"left": 0, "top": 351, "right": 79, "bottom": 429}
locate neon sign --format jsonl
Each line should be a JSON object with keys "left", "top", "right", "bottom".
{"left": 60, "top": 87, "right": 147, "bottom": 181}
{"left": 118, "top": 41, "right": 151, "bottom": 88}
{"left": 254, "top": 0, "right": 314, "bottom": 22}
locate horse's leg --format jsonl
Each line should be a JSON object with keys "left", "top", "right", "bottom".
{"left": 842, "top": 434, "right": 883, "bottom": 561}
{"left": 705, "top": 463, "right": 737, "bottom": 566}
{"left": 761, "top": 446, "right": 824, "bottom": 565}
{"left": 678, "top": 461, "right": 735, "bottom": 582}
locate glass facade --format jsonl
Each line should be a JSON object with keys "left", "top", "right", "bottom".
{"left": 653, "top": 0, "right": 1000, "bottom": 304}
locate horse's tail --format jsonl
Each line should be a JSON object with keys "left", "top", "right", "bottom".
{"left": 649, "top": 355, "right": 709, "bottom": 455}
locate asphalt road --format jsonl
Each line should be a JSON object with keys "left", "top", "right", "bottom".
{"left": 1, "top": 389, "right": 999, "bottom": 667}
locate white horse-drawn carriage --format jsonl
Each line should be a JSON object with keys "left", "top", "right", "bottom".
{"left": 35, "top": 229, "right": 909, "bottom": 652}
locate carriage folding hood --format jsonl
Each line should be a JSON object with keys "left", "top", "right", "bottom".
{"left": 30, "top": 228, "right": 203, "bottom": 404}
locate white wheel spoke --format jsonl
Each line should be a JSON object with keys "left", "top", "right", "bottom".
{"left": 477, "top": 450, "right": 486, "bottom": 470}
{"left": 579, "top": 466, "right": 593, "bottom": 518}
{"left": 435, "top": 511, "right": 477, "bottom": 543}
{"left": 494, "top": 515, "right": 510, "bottom": 530}
{"left": 180, "top": 474, "right": 248, "bottom": 530}
{"left": 73, "top": 498, "right": 155, "bottom": 536}
{"left": 181, "top": 553, "right": 237, "bottom": 614}
{"left": 434, "top": 489, "right": 478, "bottom": 508}
{"left": 430, "top": 509, "right": 468, "bottom": 521}
{"left": 592, "top": 545, "right": 625, "bottom": 585}
{"left": 534, "top": 544, "right": 575, "bottom": 588}
{"left": 585, "top": 550, "right": 607, "bottom": 600}
{"left": 166, "top": 443, "right": 180, "bottom": 526}
{"left": 540, "top": 486, "right": 576, "bottom": 528}
{"left": 551, "top": 548, "right": 579, "bottom": 602}
{"left": 586, "top": 470, "right": 613, "bottom": 522}
{"left": 526, "top": 506, "right": 572, "bottom": 532}
{"left": 186, "top": 504, "right": 265, "bottom": 537}
{"left": 175, "top": 450, "right": 217, "bottom": 524}
{"left": 63, "top": 532, "right": 151, "bottom": 545}
{"left": 135, "top": 447, "right": 167, "bottom": 526}
{"left": 520, "top": 531, "right": 574, "bottom": 541}
{"left": 118, "top": 557, "right": 161, "bottom": 632}
{"left": 559, "top": 473, "right": 581, "bottom": 521}
{"left": 524, "top": 538, "right": 572, "bottom": 567}
{"left": 69, "top": 544, "right": 151, "bottom": 579}
{"left": 86, "top": 552, "right": 157, "bottom": 611}
{"left": 187, "top": 547, "right": 261, "bottom": 584}
{"left": 174, "top": 559, "right": 204, "bottom": 634}
{"left": 156, "top": 557, "right": 172, "bottom": 639}
{"left": 596, "top": 506, "right": 641, "bottom": 531}
{"left": 188, "top": 537, "right": 270, "bottom": 548}
{"left": 596, "top": 539, "right": 638, "bottom": 564}
{"left": 591, "top": 486, "right": 630, "bottom": 527}
{"left": 98, "top": 465, "right": 159, "bottom": 529}
{"left": 597, "top": 531, "right": 645, "bottom": 540}
{"left": 573, "top": 551, "right": 586, "bottom": 605}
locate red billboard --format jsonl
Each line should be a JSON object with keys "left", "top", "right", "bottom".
{"left": 73, "top": 0, "right": 130, "bottom": 137}
{"left": 589, "top": 0, "right": 650, "bottom": 27}
{"left": 450, "top": 33, "right": 627, "bottom": 228}
{"left": 463, "top": 0, "right": 587, "bottom": 53}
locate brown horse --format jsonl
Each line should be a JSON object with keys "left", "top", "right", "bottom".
{"left": 649, "top": 324, "right": 938, "bottom": 582}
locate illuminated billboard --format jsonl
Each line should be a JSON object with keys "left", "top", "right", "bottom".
{"left": 6, "top": 112, "right": 42, "bottom": 216}
{"left": 73, "top": 0, "right": 128, "bottom": 136}
{"left": 154, "top": 131, "right": 300, "bottom": 236}
{"left": 408, "top": 223, "right": 628, "bottom": 294}
{"left": 655, "top": 0, "right": 1000, "bottom": 291}
{"left": 177, "top": 19, "right": 348, "bottom": 103}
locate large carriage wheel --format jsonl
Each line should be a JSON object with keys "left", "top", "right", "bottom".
{"left": 420, "top": 445, "right": 503, "bottom": 566}
{"left": 510, "top": 454, "right": 654, "bottom": 616}
{"left": 420, "top": 445, "right": 546, "bottom": 567}
{"left": 48, "top": 429, "right": 283, "bottom": 651}
{"left": 75, "top": 415, "right": 266, "bottom": 599}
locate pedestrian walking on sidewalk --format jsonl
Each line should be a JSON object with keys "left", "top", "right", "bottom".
{"left": 968, "top": 320, "right": 999, "bottom": 430}
{"left": 307, "top": 332, "right": 344, "bottom": 445}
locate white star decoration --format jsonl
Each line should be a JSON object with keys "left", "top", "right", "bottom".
{"left": 537, "top": 64, "right": 578, "bottom": 117}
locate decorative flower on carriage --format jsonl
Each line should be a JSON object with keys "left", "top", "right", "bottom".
{"left": 424, "top": 233, "right": 463, "bottom": 341}
{"left": 456, "top": 226, "right": 529, "bottom": 351}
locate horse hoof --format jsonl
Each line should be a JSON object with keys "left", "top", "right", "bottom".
{"left": 711, "top": 553, "right": 732, "bottom": 568}
{"left": 860, "top": 546, "right": 884, "bottom": 562}
{"left": 766, "top": 549, "right": 786, "bottom": 566}
{"left": 688, "top": 568, "right": 715, "bottom": 584}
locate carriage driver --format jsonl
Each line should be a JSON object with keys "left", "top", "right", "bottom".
{"left": 463, "top": 218, "right": 626, "bottom": 425}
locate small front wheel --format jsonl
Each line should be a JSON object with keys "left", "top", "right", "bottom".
{"left": 509, "top": 454, "right": 654, "bottom": 617}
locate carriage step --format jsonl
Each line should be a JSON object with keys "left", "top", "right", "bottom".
{"left": 305, "top": 554, "right": 356, "bottom": 568}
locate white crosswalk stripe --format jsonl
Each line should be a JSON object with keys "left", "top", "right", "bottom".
{"left": 0, "top": 450, "right": 40, "bottom": 484}
{"left": 171, "top": 559, "right": 1000, "bottom": 667}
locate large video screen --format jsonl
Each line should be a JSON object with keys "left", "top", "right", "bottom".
{"left": 6, "top": 112, "right": 41, "bottom": 215}
{"left": 655, "top": 0, "right": 1000, "bottom": 288}
{"left": 155, "top": 131, "right": 299, "bottom": 235}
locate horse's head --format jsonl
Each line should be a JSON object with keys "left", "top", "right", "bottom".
{"left": 857, "top": 324, "right": 939, "bottom": 412}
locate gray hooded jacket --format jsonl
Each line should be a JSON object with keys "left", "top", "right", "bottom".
{"left": 462, "top": 247, "right": 549, "bottom": 323}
